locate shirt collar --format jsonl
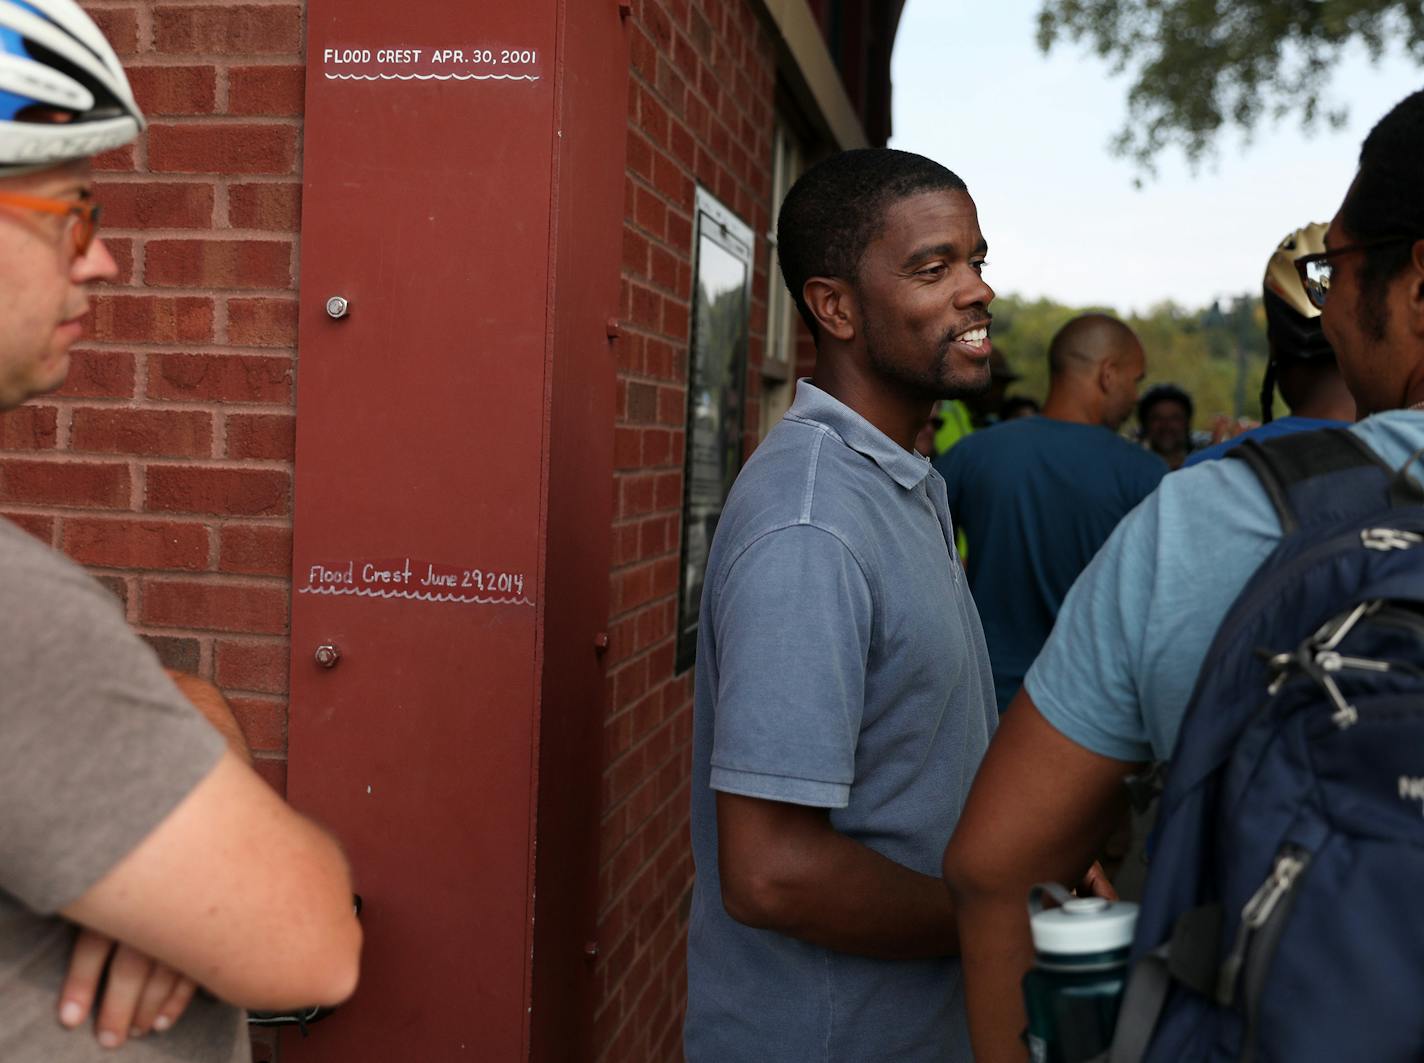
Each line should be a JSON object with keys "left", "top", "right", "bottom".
{"left": 786, "top": 379, "right": 932, "bottom": 491}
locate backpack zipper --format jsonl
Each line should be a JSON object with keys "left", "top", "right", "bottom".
{"left": 1216, "top": 846, "right": 1309, "bottom": 1008}
{"left": 1203, "top": 515, "right": 1424, "bottom": 675}
{"left": 1262, "top": 602, "right": 1398, "bottom": 730}
{"left": 1361, "top": 527, "right": 1424, "bottom": 551}
{"left": 1234, "top": 846, "right": 1314, "bottom": 1063}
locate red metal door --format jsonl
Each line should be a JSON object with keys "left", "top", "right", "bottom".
{"left": 287, "top": 5, "right": 568, "bottom": 1058}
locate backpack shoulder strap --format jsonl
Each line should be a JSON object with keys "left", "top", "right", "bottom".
{"left": 1228, "top": 428, "right": 1397, "bottom": 535}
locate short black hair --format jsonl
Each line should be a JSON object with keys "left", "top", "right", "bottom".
{"left": 776, "top": 149, "right": 967, "bottom": 340}
{"left": 1342, "top": 89, "right": 1424, "bottom": 300}
{"left": 1137, "top": 383, "right": 1193, "bottom": 426}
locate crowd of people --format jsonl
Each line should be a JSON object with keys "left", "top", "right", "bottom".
{"left": 4, "top": 2, "right": 1423, "bottom": 1061}
{"left": 685, "top": 82, "right": 1424, "bottom": 1063}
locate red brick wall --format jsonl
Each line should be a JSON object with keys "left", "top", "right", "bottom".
{"left": 599, "top": 2, "right": 778, "bottom": 1059}
{"left": 1, "top": 2, "right": 866, "bottom": 1058}
{"left": 0, "top": 6, "right": 304, "bottom": 1056}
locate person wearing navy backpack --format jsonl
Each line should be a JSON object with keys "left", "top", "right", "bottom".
{"left": 942, "top": 88, "right": 1424, "bottom": 1063}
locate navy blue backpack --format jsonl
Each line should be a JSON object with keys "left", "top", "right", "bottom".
{"left": 1110, "top": 428, "right": 1424, "bottom": 1063}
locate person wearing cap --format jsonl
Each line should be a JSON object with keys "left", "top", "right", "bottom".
{"left": 934, "top": 313, "right": 1164, "bottom": 713}
{"left": 1185, "top": 224, "right": 1357, "bottom": 465}
{"left": 942, "top": 88, "right": 1424, "bottom": 1062}
{"left": 0, "top": 2, "right": 360, "bottom": 1059}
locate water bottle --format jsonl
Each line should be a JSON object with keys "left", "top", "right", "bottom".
{"left": 1022, "top": 882, "right": 1138, "bottom": 1063}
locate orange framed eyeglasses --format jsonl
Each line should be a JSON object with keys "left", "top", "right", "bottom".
{"left": 0, "top": 191, "right": 101, "bottom": 255}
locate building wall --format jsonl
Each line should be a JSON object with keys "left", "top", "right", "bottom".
{"left": 6, "top": 1, "right": 305, "bottom": 788}
{"left": 0, "top": 3, "right": 881, "bottom": 1060}
{"left": 599, "top": 2, "right": 778, "bottom": 1058}
{"left": 0, "top": 4, "right": 305, "bottom": 1056}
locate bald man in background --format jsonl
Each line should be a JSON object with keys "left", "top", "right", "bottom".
{"left": 935, "top": 314, "right": 1165, "bottom": 712}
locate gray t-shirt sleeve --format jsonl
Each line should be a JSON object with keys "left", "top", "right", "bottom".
{"left": 0, "top": 531, "right": 226, "bottom": 914}
{"left": 708, "top": 523, "right": 874, "bottom": 809}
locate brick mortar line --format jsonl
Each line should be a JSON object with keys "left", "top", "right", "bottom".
{"left": 98, "top": 287, "right": 297, "bottom": 297}
{"left": 82, "top": 564, "right": 292, "bottom": 584}
{"left": 1, "top": 453, "right": 293, "bottom": 468}
{"left": 119, "top": 57, "right": 305, "bottom": 67}
{"left": 105, "top": 229, "right": 297, "bottom": 239}
{"left": 603, "top": 657, "right": 681, "bottom": 692}
{"left": 598, "top": 711, "right": 687, "bottom": 792}
{"left": 599, "top": 753, "right": 689, "bottom": 849}
{"left": 603, "top": 646, "right": 680, "bottom": 684}
{"left": 629, "top": 72, "right": 763, "bottom": 135}
{"left": 77, "top": 342, "right": 296, "bottom": 355}
{"left": 38, "top": 512, "right": 290, "bottom": 528}
{"left": 611, "top": 363, "right": 693, "bottom": 381}
{"left": 624, "top": 173, "right": 694, "bottom": 221}
{"left": 44, "top": 399, "right": 295, "bottom": 413}
{"left": 595, "top": 819, "right": 695, "bottom": 956}
{"left": 144, "top": 115, "right": 303, "bottom": 125}
{"left": 139, "top": 572, "right": 293, "bottom": 587}
{"left": 95, "top": 173, "right": 298, "bottom": 185}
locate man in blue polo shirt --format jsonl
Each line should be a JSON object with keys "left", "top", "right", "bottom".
{"left": 684, "top": 149, "right": 999, "bottom": 1061}
{"left": 943, "top": 89, "right": 1424, "bottom": 1061}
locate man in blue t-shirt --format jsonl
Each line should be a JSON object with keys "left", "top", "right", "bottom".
{"left": 936, "top": 313, "right": 1165, "bottom": 712}
{"left": 942, "top": 88, "right": 1424, "bottom": 1061}
{"left": 1187, "top": 222, "right": 1356, "bottom": 466}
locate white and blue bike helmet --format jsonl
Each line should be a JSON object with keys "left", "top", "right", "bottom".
{"left": 0, "top": 0, "right": 143, "bottom": 173}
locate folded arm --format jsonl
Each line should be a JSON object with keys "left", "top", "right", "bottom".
{"left": 55, "top": 668, "right": 360, "bottom": 1019}
{"left": 60, "top": 672, "right": 327, "bottom": 1047}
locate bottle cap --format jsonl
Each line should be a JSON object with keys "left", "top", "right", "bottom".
{"left": 1028, "top": 888, "right": 1138, "bottom": 955}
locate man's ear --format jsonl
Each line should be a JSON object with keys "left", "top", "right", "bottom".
{"left": 1097, "top": 356, "right": 1116, "bottom": 396}
{"left": 1407, "top": 239, "right": 1424, "bottom": 336}
{"left": 802, "top": 277, "right": 857, "bottom": 343}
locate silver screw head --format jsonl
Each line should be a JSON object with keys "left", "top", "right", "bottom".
{"left": 325, "top": 296, "right": 350, "bottom": 319}
{"left": 315, "top": 643, "right": 341, "bottom": 668}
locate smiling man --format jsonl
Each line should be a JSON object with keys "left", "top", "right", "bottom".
{"left": 942, "top": 88, "right": 1424, "bottom": 1063}
{"left": 0, "top": 2, "right": 360, "bottom": 1060}
{"left": 683, "top": 149, "right": 999, "bottom": 1062}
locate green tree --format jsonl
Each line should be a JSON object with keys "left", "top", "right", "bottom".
{"left": 1036, "top": 0, "right": 1424, "bottom": 172}
{"left": 991, "top": 293, "right": 1269, "bottom": 429}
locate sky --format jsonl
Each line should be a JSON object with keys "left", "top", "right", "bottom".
{"left": 889, "top": 3, "right": 1424, "bottom": 315}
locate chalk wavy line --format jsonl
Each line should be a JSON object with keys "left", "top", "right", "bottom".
{"left": 299, "top": 585, "right": 534, "bottom": 607}
{"left": 324, "top": 72, "right": 540, "bottom": 82}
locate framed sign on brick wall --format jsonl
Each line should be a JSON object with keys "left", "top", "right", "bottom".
{"left": 674, "top": 187, "right": 753, "bottom": 674}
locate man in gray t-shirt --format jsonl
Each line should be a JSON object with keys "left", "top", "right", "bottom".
{"left": 942, "top": 89, "right": 1424, "bottom": 1059}
{"left": 0, "top": 2, "right": 361, "bottom": 1057}
{"left": 684, "top": 149, "right": 1000, "bottom": 1061}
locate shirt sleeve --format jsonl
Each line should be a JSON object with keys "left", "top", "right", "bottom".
{"left": 707, "top": 523, "right": 874, "bottom": 809}
{"left": 0, "top": 544, "right": 225, "bottom": 913}
{"left": 1026, "top": 459, "right": 1282, "bottom": 763}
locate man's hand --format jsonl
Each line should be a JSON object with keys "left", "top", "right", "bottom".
{"left": 59, "top": 930, "right": 197, "bottom": 1048}
{"left": 1079, "top": 861, "right": 1118, "bottom": 901}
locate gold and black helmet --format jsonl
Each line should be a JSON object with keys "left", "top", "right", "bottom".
{"left": 1260, "top": 223, "right": 1336, "bottom": 421}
